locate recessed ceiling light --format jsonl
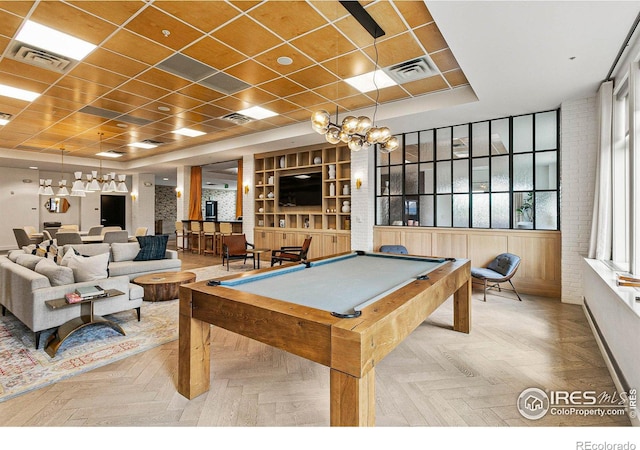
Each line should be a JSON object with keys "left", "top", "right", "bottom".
{"left": 16, "top": 20, "right": 96, "bottom": 60}
{"left": 344, "top": 70, "right": 397, "bottom": 93}
{"left": 96, "top": 151, "right": 123, "bottom": 158}
{"left": 237, "top": 106, "right": 277, "bottom": 120}
{"left": 277, "top": 56, "right": 293, "bottom": 66}
{"left": 157, "top": 106, "right": 170, "bottom": 112}
{"left": 129, "top": 141, "right": 158, "bottom": 149}
{"left": 174, "top": 127, "right": 206, "bottom": 137}
{"left": 0, "top": 84, "right": 40, "bottom": 102}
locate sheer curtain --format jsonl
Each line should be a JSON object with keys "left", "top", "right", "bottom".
{"left": 588, "top": 81, "right": 614, "bottom": 259}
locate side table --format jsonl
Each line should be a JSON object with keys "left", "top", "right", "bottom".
{"left": 44, "top": 289, "right": 125, "bottom": 357}
{"left": 246, "top": 248, "right": 270, "bottom": 269}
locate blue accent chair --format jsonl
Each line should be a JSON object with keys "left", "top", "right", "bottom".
{"left": 379, "top": 245, "right": 408, "bottom": 254}
{"left": 471, "top": 253, "right": 522, "bottom": 302}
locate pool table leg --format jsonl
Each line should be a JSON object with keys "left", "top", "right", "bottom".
{"left": 178, "top": 288, "right": 211, "bottom": 399}
{"left": 453, "top": 278, "right": 471, "bottom": 333}
{"left": 329, "top": 368, "right": 375, "bottom": 426}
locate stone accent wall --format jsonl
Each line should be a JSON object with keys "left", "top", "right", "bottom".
{"left": 155, "top": 185, "right": 177, "bottom": 235}
{"left": 202, "top": 188, "right": 237, "bottom": 221}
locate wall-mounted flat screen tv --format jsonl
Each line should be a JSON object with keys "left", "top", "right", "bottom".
{"left": 278, "top": 172, "right": 322, "bottom": 207}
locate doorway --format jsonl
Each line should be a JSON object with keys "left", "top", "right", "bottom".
{"left": 101, "top": 195, "right": 126, "bottom": 229}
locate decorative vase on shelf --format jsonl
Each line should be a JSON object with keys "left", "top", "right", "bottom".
{"left": 313, "top": 156, "right": 322, "bottom": 164}
{"left": 329, "top": 182, "right": 335, "bottom": 197}
{"left": 342, "top": 200, "right": 351, "bottom": 213}
{"left": 267, "top": 191, "right": 274, "bottom": 198}
{"left": 343, "top": 184, "right": 350, "bottom": 196}
{"left": 268, "top": 175, "right": 274, "bottom": 184}
{"left": 258, "top": 207, "right": 264, "bottom": 213}
{"left": 279, "top": 156, "right": 286, "bottom": 168}
{"left": 328, "top": 164, "right": 336, "bottom": 179}
{"left": 382, "top": 180, "right": 390, "bottom": 195}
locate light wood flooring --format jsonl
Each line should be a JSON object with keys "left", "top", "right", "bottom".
{"left": 0, "top": 244, "right": 632, "bottom": 428}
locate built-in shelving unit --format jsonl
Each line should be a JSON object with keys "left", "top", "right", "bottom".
{"left": 254, "top": 144, "right": 351, "bottom": 259}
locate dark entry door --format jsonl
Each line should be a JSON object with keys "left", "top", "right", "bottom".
{"left": 101, "top": 195, "right": 125, "bottom": 229}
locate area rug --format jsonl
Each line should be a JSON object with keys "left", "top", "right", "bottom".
{"left": 0, "top": 266, "right": 252, "bottom": 403}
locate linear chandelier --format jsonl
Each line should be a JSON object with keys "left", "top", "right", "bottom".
{"left": 310, "top": 1, "right": 399, "bottom": 154}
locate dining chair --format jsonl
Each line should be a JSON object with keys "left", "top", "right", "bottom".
{"left": 55, "top": 231, "right": 83, "bottom": 246}
{"left": 103, "top": 230, "right": 129, "bottom": 244}
{"left": 13, "top": 228, "right": 41, "bottom": 248}
{"left": 86, "top": 225, "right": 104, "bottom": 236}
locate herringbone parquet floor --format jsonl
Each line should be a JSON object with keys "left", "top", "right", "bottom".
{"left": 0, "top": 245, "right": 632, "bottom": 429}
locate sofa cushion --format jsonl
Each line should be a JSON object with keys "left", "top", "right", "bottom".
{"left": 111, "top": 242, "right": 140, "bottom": 262}
{"left": 8, "top": 249, "right": 27, "bottom": 262}
{"left": 34, "top": 258, "right": 75, "bottom": 286}
{"left": 15, "top": 253, "right": 43, "bottom": 270}
{"left": 135, "top": 235, "right": 168, "bottom": 261}
{"left": 65, "top": 251, "right": 110, "bottom": 282}
{"left": 32, "top": 239, "right": 60, "bottom": 263}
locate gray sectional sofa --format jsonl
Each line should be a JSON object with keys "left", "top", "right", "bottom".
{"left": 0, "top": 241, "right": 182, "bottom": 349}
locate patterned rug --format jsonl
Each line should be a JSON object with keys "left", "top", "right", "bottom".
{"left": 0, "top": 265, "right": 251, "bottom": 403}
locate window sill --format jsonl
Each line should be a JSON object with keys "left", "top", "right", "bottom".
{"left": 583, "top": 258, "right": 640, "bottom": 319}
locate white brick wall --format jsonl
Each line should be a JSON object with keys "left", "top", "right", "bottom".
{"left": 350, "top": 148, "right": 375, "bottom": 251}
{"left": 560, "top": 96, "right": 598, "bottom": 304}
{"left": 242, "top": 155, "right": 255, "bottom": 243}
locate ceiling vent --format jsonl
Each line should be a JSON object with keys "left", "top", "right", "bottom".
{"left": 384, "top": 56, "right": 436, "bottom": 84}
{"left": 12, "top": 45, "right": 72, "bottom": 73}
{"left": 221, "top": 112, "right": 252, "bottom": 125}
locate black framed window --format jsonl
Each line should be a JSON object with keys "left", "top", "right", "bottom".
{"left": 375, "top": 109, "right": 560, "bottom": 230}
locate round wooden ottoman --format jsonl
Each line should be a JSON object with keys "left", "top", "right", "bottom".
{"left": 133, "top": 271, "right": 196, "bottom": 302}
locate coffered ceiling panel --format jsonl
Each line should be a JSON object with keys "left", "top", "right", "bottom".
{"left": 0, "top": 0, "right": 471, "bottom": 161}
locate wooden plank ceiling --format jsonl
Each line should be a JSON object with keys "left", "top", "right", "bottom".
{"left": 0, "top": 0, "right": 469, "bottom": 162}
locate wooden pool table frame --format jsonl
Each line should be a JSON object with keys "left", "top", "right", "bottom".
{"left": 177, "top": 252, "right": 471, "bottom": 426}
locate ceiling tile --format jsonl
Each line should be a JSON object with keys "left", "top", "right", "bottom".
{"left": 444, "top": 69, "right": 469, "bottom": 87}
{"left": 68, "top": 63, "right": 128, "bottom": 88}
{"left": 413, "top": 22, "right": 448, "bottom": 53}
{"left": 287, "top": 65, "right": 338, "bottom": 90}
{"left": 254, "top": 44, "right": 314, "bottom": 75}
{"left": 362, "top": 33, "right": 426, "bottom": 68}
{"left": 83, "top": 48, "right": 148, "bottom": 78}
{"left": 153, "top": 1, "right": 240, "bottom": 33}
{"left": 102, "top": 29, "right": 173, "bottom": 66}
{"left": 394, "top": 1, "right": 434, "bottom": 29}
{"left": 402, "top": 74, "right": 449, "bottom": 96}
{"left": 248, "top": 1, "right": 326, "bottom": 41}
{"left": 234, "top": 87, "right": 278, "bottom": 105}
{"left": 290, "top": 25, "right": 356, "bottom": 62}
{"left": 212, "top": 15, "right": 282, "bottom": 57}
{"left": 182, "top": 36, "right": 245, "bottom": 70}
{"left": 30, "top": 1, "right": 116, "bottom": 45}
{"left": 124, "top": 5, "right": 205, "bottom": 51}
{"left": 431, "top": 49, "right": 460, "bottom": 73}
{"left": 226, "top": 60, "right": 280, "bottom": 86}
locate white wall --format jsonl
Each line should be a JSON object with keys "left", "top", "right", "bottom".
{"left": 0, "top": 167, "right": 40, "bottom": 251}
{"left": 350, "top": 148, "right": 375, "bottom": 251}
{"left": 560, "top": 96, "right": 598, "bottom": 304}
{"left": 243, "top": 155, "right": 255, "bottom": 243}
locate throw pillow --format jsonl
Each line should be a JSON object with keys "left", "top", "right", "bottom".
{"left": 32, "top": 239, "right": 59, "bottom": 263}
{"left": 59, "top": 247, "right": 80, "bottom": 266}
{"left": 134, "top": 235, "right": 168, "bottom": 261}
{"left": 35, "top": 258, "right": 75, "bottom": 286}
{"left": 111, "top": 242, "right": 141, "bottom": 262}
{"left": 66, "top": 252, "right": 110, "bottom": 282}
{"left": 15, "top": 253, "right": 42, "bottom": 270}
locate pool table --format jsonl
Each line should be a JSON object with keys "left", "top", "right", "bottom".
{"left": 177, "top": 251, "right": 471, "bottom": 426}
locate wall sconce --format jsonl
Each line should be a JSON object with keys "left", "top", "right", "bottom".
{"left": 244, "top": 184, "right": 250, "bottom": 194}
{"left": 176, "top": 188, "right": 182, "bottom": 198}
{"left": 355, "top": 173, "right": 363, "bottom": 189}
{"left": 130, "top": 192, "right": 137, "bottom": 201}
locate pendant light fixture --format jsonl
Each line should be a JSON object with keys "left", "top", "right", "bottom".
{"left": 70, "top": 171, "right": 86, "bottom": 197}
{"left": 310, "top": 2, "right": 399, "bottom": 153}
{"left": 56, "top": 147, "right": 69, "bottom": 196}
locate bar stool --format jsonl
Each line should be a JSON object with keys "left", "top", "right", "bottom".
{"left": 202, "top": 221, "right": 216, "bottom": 255}
{"left": 215, "top": 222, "right": 233, "bottom": 255}
{"left": 189, "top": 221, "right": 203, "bottom": 254}
{"left": 175, "top": 221, "right": 188, "bottom": 251}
